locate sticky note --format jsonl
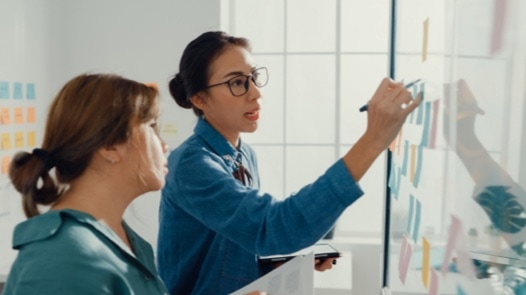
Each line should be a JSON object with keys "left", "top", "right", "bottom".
{"left": 407, "top": 195, "right": 415, "bottom": 234}
{"left": 26, "top": 83, "right": 35, "bottom": 100}
{"left": 398, "top": 234, "right": 413, "bottom": 285}
{"left": 441, "top": 215, "right": 476, "bottom": 279}
{"left": 428, "top": 269, "right": 438, "bottom": 295}
{"left": 27, "top": 131, "right": 36, "bottom": 147}
{"left": 14, "top": 108, "right": 24, "bottom": 124}
{"left": 1, "top": 108, "right": 11, "bottom": 124}
{"left": 2, "top": 156, "right": 11, "bottom": 174}
{"left": 421, "top": 102, "right": 431, "bottom": 147}
{"left": 429, "top": 100, "right": 440, "bottom": 149}
{"left": 0, "top": 82, "right": 9, "bottom": 99}
{"left": 15, "top": 132, "right": 24, "bottom": 148}
{"left": 2, "top": 133, "right": 12, "bottom": 150}
{"left": 13, "top": 82, "right": 23, "bottom": 99}
{"left": 422, "top": 18, "right": 429, "bottom": 62}
{"left": 410, "top": 144, "right": 416, "bottom": 182}
{"left": 401, "top": 140, "right": 409, "bottom": 176}
{"left": 413, "top": 145, "right": 423, "bottom": 188}
{"left": 27, "top": 107, "right": 35, "bottom": 123}
{"left": 413, "top": 198, "right": 421, "bottom": 243}
{"left": 457, "top": 284, "right": 467, "bottom": 295}
{"left": 422, "top": 237, "right": 430, "bottom": 288}
{"left": 491, "top": 0, "right": 507, "bottom": 54}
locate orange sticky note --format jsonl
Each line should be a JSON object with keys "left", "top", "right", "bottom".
{"left": 15, "top": 132, "right": 24, "bottom": 148}
{"left": 14, "top": 108, "right": 24, "bottom": 124}
{"left": 1, "top": 156, "right": 11, "bottom": 174}
{"left": 422, "top": 237, "right": 431, "bottom": 288}
{"left": 27, "top": 107, "right": 36, "bottom": 123}
{"left": 2, "top": 133, "right": 12, "bottom": 150}
{"left": 1, "top": 108, "right": 11, "bottom": 125}
{"left": 27, "top": 131, "right": 36, "bottom": 147}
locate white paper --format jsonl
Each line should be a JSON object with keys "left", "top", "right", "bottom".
{"left": 230, "top": 252, "right": 314, "bottom": 295}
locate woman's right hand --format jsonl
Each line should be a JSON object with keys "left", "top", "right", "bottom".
{"left": 363, "top": 77, "right": 423, "bottom": 152}
{"left": 342, "top": 78, "right": 422, "bottom": 181}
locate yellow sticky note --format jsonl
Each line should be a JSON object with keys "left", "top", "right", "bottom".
{"left": 15, "top": 132, "right": 24, "bottom": 148}
{"left": 27, "top": 131, "right": 36, "bottom": 147}
{"left": 2, "top": 133, "right": 12, "bottom": 150}
{"left": 422, "top": 18, "right": 429, "bottom": 62}
{"left": 161, "top": 123, "right": 178, "bottom": 140}
{"left": 27, "top": 107, "right": 35, "bottom": 123}
{"left": 14, "top": 108, "right": 24, "bottom": 124}
{"left": 1, "top": 108, "right": 11, "bottom": 125}
{"left": 1, "top": 156, "right": 11, "bottom": 174}
{"left": 422, "top": 237, "right": 431, "bottom": 288}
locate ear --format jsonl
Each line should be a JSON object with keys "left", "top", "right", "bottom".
{"left": 97, "top": 144, "right": 123, "bottom": 165}
{"left": 189, "top": 92, "right": 206, "bottom": 110}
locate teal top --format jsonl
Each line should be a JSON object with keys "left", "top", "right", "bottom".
{"left": 2, "top": 209, "right": 168, "bottom": 295}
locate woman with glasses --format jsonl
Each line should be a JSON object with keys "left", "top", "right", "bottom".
{"left": 157, "top": 31, "right": 421, "bottom": 295}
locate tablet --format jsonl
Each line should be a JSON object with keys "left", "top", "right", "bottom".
{"left": 257, "top": 243, "right": 341, "bottom": 265}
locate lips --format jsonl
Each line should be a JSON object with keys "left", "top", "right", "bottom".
{"left": 244, "top": 109, "right": 259, "bottom": 121}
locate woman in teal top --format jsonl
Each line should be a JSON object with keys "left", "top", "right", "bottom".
{"left": 3, "top": 74, "right": 169, "bottom": 294}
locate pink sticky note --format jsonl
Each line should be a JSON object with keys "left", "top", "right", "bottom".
{"left": 398, "top": 234, "right": 413, "bottom": 284}
{"left": 428, "top": 269, "right": 438, "bottom": 295}
{"left": 441, "top": 215, "right": 461, "bottom": 275}
{"left": 491, "top": 0, "right": 507, "bottom": 55}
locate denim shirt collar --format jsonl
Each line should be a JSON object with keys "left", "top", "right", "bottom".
{"left": 194, "top": 117, "right": 248, "bottom": 167}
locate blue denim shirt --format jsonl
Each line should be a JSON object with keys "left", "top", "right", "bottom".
{"left": 3, "top": 209, "right": 168, "bottom": 295}
{"left": 157, "top": 118, "right": 363, "bottom": 295}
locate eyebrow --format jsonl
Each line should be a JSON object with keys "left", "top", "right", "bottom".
{"left": 222, "top": 67, "right": 258, "bottom": 79}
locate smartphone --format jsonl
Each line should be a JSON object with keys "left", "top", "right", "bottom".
{"left": 257, "top": 243, "right": 341, "bottom": 265}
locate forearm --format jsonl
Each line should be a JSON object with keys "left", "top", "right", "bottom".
{"left": 342, "top": 132, "right": 386, "bottom": 182}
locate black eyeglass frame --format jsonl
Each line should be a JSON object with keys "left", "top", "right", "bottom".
{"left": 204, "top": 67, "right": 268, "bottom": 97}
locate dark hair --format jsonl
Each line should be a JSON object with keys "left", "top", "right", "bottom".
{"left": 168, "top": 31, "right": 251, "bottom": 117}
{"left": 9, "top": 73, "right": 159, "bottom": 217}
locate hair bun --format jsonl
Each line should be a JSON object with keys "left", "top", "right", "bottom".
{"left": 169, "top": 74, "right": 192, "bottom": 109}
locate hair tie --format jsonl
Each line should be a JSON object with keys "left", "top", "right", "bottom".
{"left": 32, "top": 148, "right": 56, "bottom": 171}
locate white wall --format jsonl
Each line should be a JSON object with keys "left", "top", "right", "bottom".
{"left": 0, "top": 0, "right": 220, "bottom": 278}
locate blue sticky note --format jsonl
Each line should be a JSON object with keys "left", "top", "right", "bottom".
{"left": 401, "top": 140, "right": 409, "bottom": 176}
{"left": 13, "top": 82, "right": 23, "bottom": 99}
{"left": 0, "top": 82, "right": 9, "bottom": 99}
{"left": 406, "top": 195, "right": 415, "bottom": 234}
{"left": 420, "top": 102, "right": 431, "bottom": 147}
{"left": 389, "top": 165, "right": 401, "bottom": 200}
{"left": 413, "top": 145, "right": 424, "bottom": 188}
{"left": 414, "top": 84, "right": 425, "bottom": 124}
{"left": 457, "top": 284, "right": 466, "bottom": 295}
{"left": 26, "top": 83, "right": 35, "bottom": 100}
{"left": 412, "top": 198, "right": 421, "bottom": 243}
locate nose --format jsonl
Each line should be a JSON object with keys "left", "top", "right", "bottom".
{"left": 246, "top": 77, "right": 262, "bottom": 100}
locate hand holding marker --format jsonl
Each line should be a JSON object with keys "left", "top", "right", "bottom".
{"left": 359, "top": 79, "right": 422, "bottom": 112}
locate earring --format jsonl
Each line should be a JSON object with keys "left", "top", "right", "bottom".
{"left": 106, "top": 158, "right": 115, "bottom": 164}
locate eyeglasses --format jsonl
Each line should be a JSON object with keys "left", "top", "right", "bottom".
{"left": 205, "top": 67, "right": 268, "bottom": 97}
